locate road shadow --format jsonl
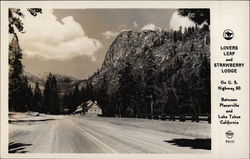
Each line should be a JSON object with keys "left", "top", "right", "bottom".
{"left": 164, "top": 138, "right": 211, "bottom": 150}
{"left": 9, "top": 142, "right": 32, "bottom": 153}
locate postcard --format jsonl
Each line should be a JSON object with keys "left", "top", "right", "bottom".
{"left": 1, "top": 1, "right": 249, "bottom": 159}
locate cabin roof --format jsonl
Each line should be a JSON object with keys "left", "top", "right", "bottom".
{"left": 84, "top": 100, "right": 101, "bottom": 110}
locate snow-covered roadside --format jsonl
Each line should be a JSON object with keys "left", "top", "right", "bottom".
{"left": 9, "top": 112, "right": 65, "bottom": 135}
{"left": 9, "top": 112, "right": 54, "bottom": 123}
{"left": 80, "top": 116, "right": 211, "bottom": 138}
{"left": 9, "top": 112, "right": 64, "bottom": 122}
{"left": 9, "top": 113, "right": 210, "bottom": 139}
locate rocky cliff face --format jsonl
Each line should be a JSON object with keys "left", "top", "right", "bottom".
{"left": 102, "top": 30, "right": 167, "bottom": 69}
{"left": 90, "top": 29, "right": 209, "bottom": 93}
{"left": 102, "top": 30, "right": 178, "bottom": 73}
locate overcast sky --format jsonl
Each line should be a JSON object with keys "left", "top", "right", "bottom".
{"left": 18, "top": 9, "right": 195, "bottom": 79}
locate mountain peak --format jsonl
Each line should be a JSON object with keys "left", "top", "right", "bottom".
{"left": 24, "top": 71, "right": 87, "bottom": 95}
{"left": 102, "top": 29, "right": 166, "bottom": 70}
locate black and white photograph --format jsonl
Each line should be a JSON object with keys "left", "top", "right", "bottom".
{"left": 8, "top": 8, "right": 211, "bottom": 154}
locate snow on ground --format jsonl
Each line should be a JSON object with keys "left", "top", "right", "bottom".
{"left": 9, "top": 112, "right": 64, "bottom": 121}
{"left": 8, "top": 112, "right": 63, "bottom": 134}
{"left": 82, "top": 116, "right": 211, "bottom": 138}
{"left": 9, "top": 113, "right": 210, "bottom": 139}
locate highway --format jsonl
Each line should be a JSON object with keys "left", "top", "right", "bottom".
{"left": 9, "top": 115, "right": 210, "bottom": 153}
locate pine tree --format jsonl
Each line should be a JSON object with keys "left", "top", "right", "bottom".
{"left": 183, "top": 27, "right": 188, "bottom": 41}
{"left": 195, "top": 54, "right": 211, "bottom": 114}
{"left": 97, "top": 75, "right": 111, "bottom": 116}
{"left": 43, "top": 73, "right": 60, "bottom": 114}
{"left": 71, "top": 83, "right": 81, "bottom": 112}
{"left": 9, "top": 34, "right": 24, "bottom": 111}
{"left": 143, "top": 50, "right": 157, "bottom": 115}
{"left": 173, "top": 31, "right": 177, "bottom": 43}
{"left": 33, "top": 82, "right": 42, "bottom": 112}
{"left": 172, "top": 70, "right": 190, "bottom": 114}
{"left": 62, "top": 93, "right": 69, "bottom": 110}
{"left": 9, "top": 8, "right": 42, "bottom": 112}
{"left": 165, "top": 88, "right": 177, "bottom": 114}
{"left": 50, "top": 75, "right": 60, "bottom": 114}
{"left": 42, "top": 74, "right": 51, "bottom": 113}
{"left": 135, "top": 74, "right": 145, "bottom": 116}
{"left": 80, "top": 86, "right": 87, "bottom": 102}
{"left": 86, "top": 81, "right": 94, "bottom": 100}
{"left": 9, "top": 39, "right": 33, "bottom": 112}
{"left": 118, "top": 62, "right": 137, "bottom": 117}
{"left": 23, "top": 77, "right": 33, "bottom": 111}
{"left": 177, "top": 26, "right": 183, "bottom": 41}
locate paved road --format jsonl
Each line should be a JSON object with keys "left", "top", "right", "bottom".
{"left": 9, "top": 116, "right": 210, "bottom": 153}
